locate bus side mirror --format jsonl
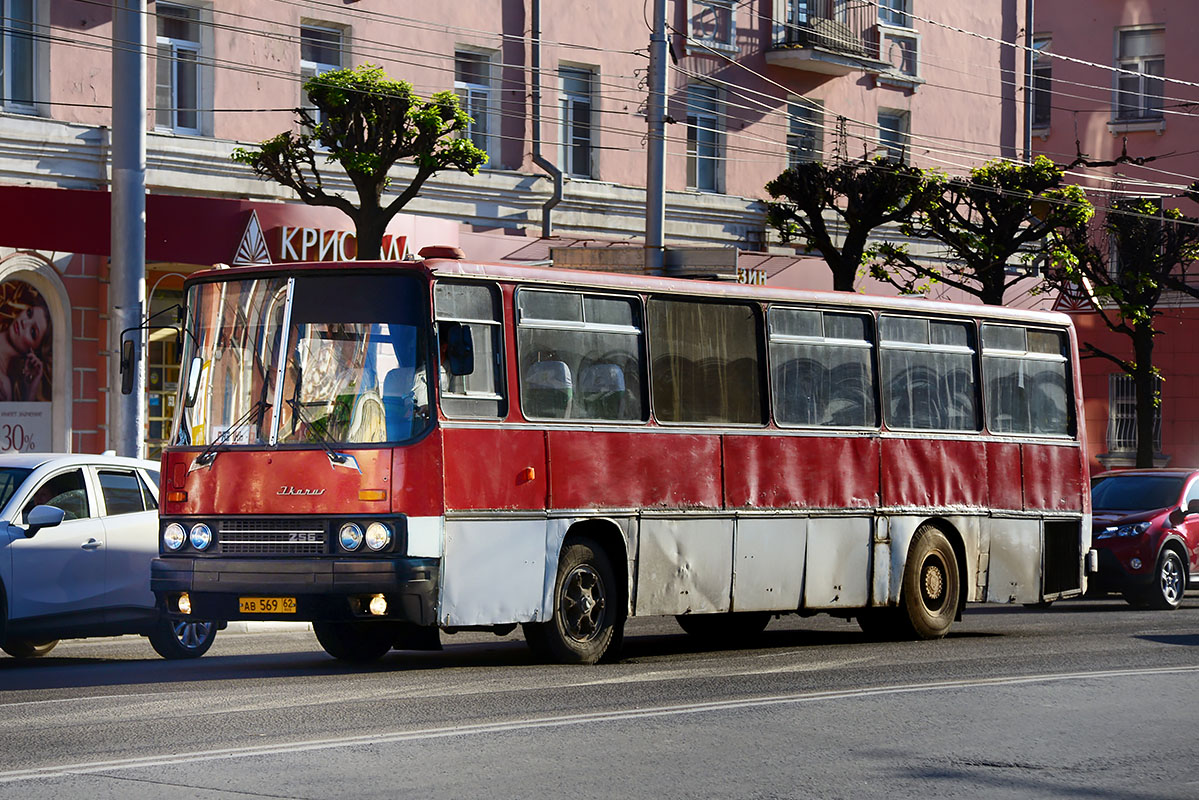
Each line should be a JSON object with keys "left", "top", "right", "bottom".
{"left": 184, "top": 356, "right": 203, "bottom": 407}
{"left": 445, "top": 324, "right": 475, "bottom": 377}
{"left": 119, "top": 338, "right": 136, "bottom": 395}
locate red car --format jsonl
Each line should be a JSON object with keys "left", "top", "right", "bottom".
{"left": 1090, "top": 468, "right": 1199, "bottom": 610}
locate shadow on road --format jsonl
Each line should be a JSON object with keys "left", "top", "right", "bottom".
{"left": 0, "top": 617, "right": 1000, "bottom": 693}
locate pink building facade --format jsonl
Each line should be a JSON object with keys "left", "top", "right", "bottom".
{"left": 1032, "top": 0, "right": 1199, "bottom": 472}
{"left": 0, "top": 0, "right": 1030, "bottom": 455}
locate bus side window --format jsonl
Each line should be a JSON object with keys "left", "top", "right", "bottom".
{"left": 768, "top": 307, "right": 875, "bottom": 428}
{"left": 433, "top": 282, "right": 506, "bottom": 419}
{"left": 880, "top": 316, "right": 979, "bottom": 431}
{"left": 516, "top": 289, "right": 646, "bottom": 423}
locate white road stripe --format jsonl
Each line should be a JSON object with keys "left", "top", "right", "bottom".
{"left": 0, "top": 664, "right": 1196, "bottom": 783}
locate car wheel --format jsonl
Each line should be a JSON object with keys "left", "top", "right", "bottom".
{"left": 1145, "top": 549, "right": 1186, "bottom": 611}
{"left": 522, "top": 536, "right": 622, "bottom": 664}
{"left": 675, "top": 611, "right": 771, "bottom": 644}
{"left": 149, "top": 619, "right": 217, "bottom": 659}
{"left": 1, "top": 638, "right": 59, "bottom": 659}
{"left": 313, "top": 621, "right": 396, "bottom": 662}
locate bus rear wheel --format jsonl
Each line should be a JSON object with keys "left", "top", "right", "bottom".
{"left": 523, "top": 536, "right": 622, "bottom": 665}
{"left": 313, "top": 621, "right": 395, "bottom": 662}
{"left": 898, "top": 525, "right": 960, "bottom": 640}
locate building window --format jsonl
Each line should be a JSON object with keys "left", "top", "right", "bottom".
{"left": 1032, "top": 36, "right": 1052, "bottom": 128}
{"left": 787, "top": 99, "right": 823, "bottom": 166}
{"left": 687, "top": 84, "right": 721, "bottom": 192}
{"left": 691, "top": 0, "right": 735, "bottom": 50}
{"left": 155, "top": 4, "right": 201, "bottom": 133}
{"left": 1, "top": 0, "right": 35, "bottom": 109}
{"left": 1107, "top": 373, "right": 1161, "bottom": 454}
{"left": 877, "top": 109, "right": 909, "bottom": 162}
{"left": 455, "top": 50, "right": 495, "bottom": 164}
{"left": 877, "top": 0, "right": 910, "bottom": 29}
{"left": 300, "top": 24, "right": 343, "bottom": 125}
{"left": 1115, "top": 27, "right": 1164, "bottom": 121}
{"left": 560, "top": 67, "right": 593, "bottom": 178}
{"left": 878, "top": 25, "right": 919, "bottom": 79}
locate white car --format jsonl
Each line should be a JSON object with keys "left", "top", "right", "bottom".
{"left": 0, "top": 452, "right": 219, "bottom": 659}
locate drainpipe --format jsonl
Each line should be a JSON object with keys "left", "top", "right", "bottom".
{"left": 531, "top": 0, "right": 563, "bottom": 238}
{"left": 1023, "top": 0, "right": 1035, "bottom": 162}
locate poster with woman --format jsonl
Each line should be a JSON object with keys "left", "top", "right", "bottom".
{"left": 0, "top": 281, "right": 52, "bottom": 452}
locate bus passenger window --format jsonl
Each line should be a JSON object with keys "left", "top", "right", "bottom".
{"left": 768, "top": 307, "right": 876, "bottom": 428}
{"left": 517, "top": 290, "right": 646, "bottom": 423}
{"left": 433, "top": 282, "right": 506, "bottom": 419}
{"left": 648, "top": 299, "right": 763, "bottom": 425}
{"left": 880, "top": 316, "right": 979, "bottom": 431}
{"left": 981, "top": 324, "right": 1070, "bottom": 436}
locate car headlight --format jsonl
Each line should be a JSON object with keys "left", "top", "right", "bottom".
{"left": 189, "top": 523, "right": 213, "bottom": 550}
{"left": 339, "top": 522, "right": 364, "bottom": 551}
{"left": 365, "top": 522, "right": 392, "bottom": 551}
{"left": 163, "top": 522, "right": 186, "bottom": 551}
{"left": 1096, "top": 521, "right": 1152, "bottom": 539}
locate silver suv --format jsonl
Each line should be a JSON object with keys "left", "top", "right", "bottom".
{"left": 0, "top": 452, "right": 220, "bottom": 659}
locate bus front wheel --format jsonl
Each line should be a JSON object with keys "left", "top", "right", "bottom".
{"left": 523, "top": 536, "right": 622, "bottom": 665}
{"left": 313, "top": 621, "right": 395, "bottom": 662}
{"left": 898, "top": 525, "right": 960, "bottom": 640}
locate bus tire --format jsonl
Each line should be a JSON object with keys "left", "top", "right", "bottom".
{"left": 313, "top": 621, "right": 395, "bottom": 662}
{"left": 675, "top": 612, "right": 770, "bottom": 644}
{"left": 522, "top": 537, "right": 620, "bottom": 665}
{"left": 898, "top": 525, "right": 960, "bottom": 640}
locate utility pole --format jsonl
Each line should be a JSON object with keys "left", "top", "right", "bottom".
{"left": 111, "top": 0, "right": 147, "bottom": 458}
{"left": 645, "top": 0, "right": 668, "bottom": 275}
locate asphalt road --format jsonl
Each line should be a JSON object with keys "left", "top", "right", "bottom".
{"left": 0, "top": 594, "right": 1196, "bottom": 799}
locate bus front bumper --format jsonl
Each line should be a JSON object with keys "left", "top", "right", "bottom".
{"left": 151, "top": 556, "right": 439, "bottom": 624}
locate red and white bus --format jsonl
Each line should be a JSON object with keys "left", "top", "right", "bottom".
{"left": 151, "top": 250, "right": 1095, "bottom": 663}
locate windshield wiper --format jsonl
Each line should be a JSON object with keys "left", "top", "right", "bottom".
{"left": 285, "top": 398, "right": 360, "bottom": 472}
{"left": 189, "top": 399, "right": 270, "bottom": 472}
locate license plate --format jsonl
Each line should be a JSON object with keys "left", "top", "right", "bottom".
{"left": 238, "top": 596, "right": 297, "bottom": 614}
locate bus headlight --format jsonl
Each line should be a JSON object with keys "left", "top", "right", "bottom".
{"left": 189, "top": 523, "right": 213, "bottom": 551}
{"left": 163, "top": 523, "right": 186, "bottom": 551}
{"left": 339, "top": 522, "right": 364, "bottom": 551}
{"left": 365, "top": 522, "right": 392, "bottom": 551}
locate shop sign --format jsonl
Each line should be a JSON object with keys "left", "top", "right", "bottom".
{"left": 277, "top": 227, "right": 409, "bottom": 262}
{"left": 0, "top": 403, "right": 49, "bottom": 452}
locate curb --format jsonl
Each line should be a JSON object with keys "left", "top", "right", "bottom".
{"left": 221, "top": 621, "right": 313, "bottom": 634}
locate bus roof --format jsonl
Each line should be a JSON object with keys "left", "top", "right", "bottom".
{"left": 185, "top": 257, "right": 1075, "bottom": 328}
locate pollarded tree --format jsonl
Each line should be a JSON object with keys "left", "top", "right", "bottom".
{"left": 765, "top": 158, "right": 935, "bottom": 292}
{"left": 232, "top": 64, "right": 487, "bottom": 260}
{"left": 871, "top": 156, "right": 1092, "bottom": 305}
{"left": 1050, "top": 198, "right": 1199, "bottom": 467}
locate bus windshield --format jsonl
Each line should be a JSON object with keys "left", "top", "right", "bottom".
{"left": 174, "top": 272, "right": 430, "bottom": 447}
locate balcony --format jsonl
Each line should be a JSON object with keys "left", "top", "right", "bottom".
{"left": 768, "top": 0, "right": 889, "bottom": 76}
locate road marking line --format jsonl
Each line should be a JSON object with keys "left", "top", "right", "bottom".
{"left": 0, "top": 664, "right": 1196, "bottom": 783}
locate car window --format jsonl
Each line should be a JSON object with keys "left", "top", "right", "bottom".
{"left": 1091, "top": 474, "right": 1184, "bottom": 511}
{"left": 22, "top": 469, "right": 91, "bottom": 521}
{"left": 139, "top": 472, "right": 159, "bottom": 510}
{"left": 97, "top": 470, "right": 147, "bottom": 516}
{"left": 1185, "top": 478, "right": 1199, "bottom": 507}
{"left": 0, "top": 467, "right": 33, "bottom": 511}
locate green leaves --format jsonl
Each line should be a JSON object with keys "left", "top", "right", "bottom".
{"left": 229, "top": 63, "right": 487, "bottom": 258}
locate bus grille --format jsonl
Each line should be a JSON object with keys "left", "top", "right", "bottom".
{"left": 217, "top": 519, "right": 327, "bottom": 555}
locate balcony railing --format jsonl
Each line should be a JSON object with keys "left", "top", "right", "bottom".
{"left": 774, "top": 0, "right": 874, "bottom": 58}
